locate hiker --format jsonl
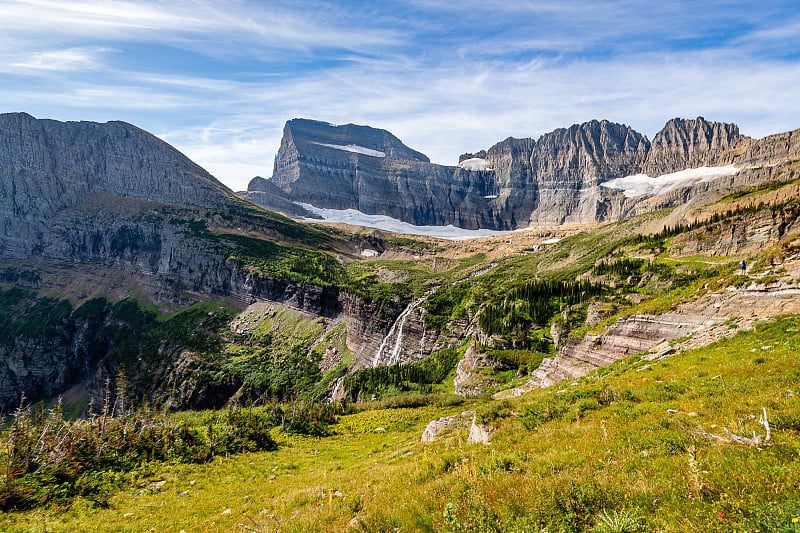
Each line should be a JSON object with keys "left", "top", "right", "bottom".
{"left": 740, "top": 259, "right": 746, "bottom": 272}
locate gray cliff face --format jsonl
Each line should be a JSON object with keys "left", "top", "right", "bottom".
{"left": 267, "top": 118, "right": 503, "bottom": 229}
{"left": 239, "top": 176, "right": 318, "bottom": 219}
{"left": 0, "top": 112, "right": 238, "bottom": 262}
{"left": 643, "top": 117, "right": 742, "bottom": 175}
{"left": 0, "top": 112, "right": 230, "bottom": 216}
{"left": 527, "top": 120, "right": 649, "bottom": 224}
{"left": 245, "top": 118, "right": 651, "bottom": 229}
{"left": 0, "top": 317, "right": 111, "bottom": 411}
{"left": 731, "top": 127, "right": 800, "bottom": 165}
{"left": 0, "top": 113, "right": 448, "bottom": 411}
{"left": 252, "top": 118, "right": 652, "bottom": 229}
{"left": 249, "top": 116, "right": 800, "bottom": 230}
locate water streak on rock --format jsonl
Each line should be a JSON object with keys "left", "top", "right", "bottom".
{"left": 372, "top": 297, "right": 426, "bottom": 368}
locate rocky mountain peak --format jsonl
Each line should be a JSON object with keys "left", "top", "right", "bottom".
{"left": 643, "top": 116, "right": 743, "bottom": 175}
{"left": 245, "top": 115, "right": 800, "bottom": 231}
{"left": 532, "top": 119, "right": 650, "bottom": 186}
{"left": 0, "top": 112, "right": 230, "bottom": 215}
{"left": 459, "top": 150, "right": 487, "bottom": 163}
{"left": 282, "top": 118, "right": 429, "bottom": 162}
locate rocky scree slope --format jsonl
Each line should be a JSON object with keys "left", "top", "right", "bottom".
{"left": 247, "top": 117, "right": 800, "bottom": 230}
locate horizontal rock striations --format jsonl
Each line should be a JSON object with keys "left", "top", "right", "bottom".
{"left": 248, "top": 116, "right": 800, "bottom": 230}
{"left": 264, "top": 118, "right": 503, "bottom": 229}
{"left": 501, "top": 314, "right": 721, "bottom": 397}
{"left": 0, "top": 112, "right": 230, "bottom": 216}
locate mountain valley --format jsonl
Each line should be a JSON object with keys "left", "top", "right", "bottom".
{"left": 1, "top": 112, "right": 799, "bottom": 531}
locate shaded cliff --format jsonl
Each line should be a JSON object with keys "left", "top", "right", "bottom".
{"left": 0, "top": 113, "right": 407, "bottom": 412}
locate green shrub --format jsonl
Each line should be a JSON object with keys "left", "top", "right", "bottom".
{"left": 738, "top": 500, "right": 800, "bottom": 533}
{"left": 520, "top": 397, "right": 570, "bottom": 429}
{"left": 475, "top": 400, "right": 512, "bottom": 425}
{"left": 351, "top": 393, "right": 462, "bottom": 413}
{"left": 487, "top": 349, "right": 546, "bottom": 370}
{"left": 0, "top": 401, "right": 278, "bottom": 511}
{"left": 267, "top": 400, "right": 340, "bottom": 437}
{"left": 574, "top": 397, "right": 602, "bottom": 417}
{"left": 530, "top": 479, "right": 618, "bottom": 532}
{"left": 771, "top": 413, "right": 800, "bottom": 431}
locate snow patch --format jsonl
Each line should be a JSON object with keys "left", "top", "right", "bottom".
{"left": 311, "top": 142, "right": 385, "bottom": 158}
{"left": 296, "top": 202, "right": 526, "bottom": 241}
{"left": 541, "top": 238, "right": 562, "bottom": 244}
{"left": 601, "top": 165, "right": 740, "bottom": 198}
{"left": 484, "top": 195, "right": 498, "bottom": 199}
{"left": 459, "top": 158, "right": 491, "bottom": 171}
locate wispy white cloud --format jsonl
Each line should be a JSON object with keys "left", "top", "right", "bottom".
{"left": 5, "top": 46, "right": 112, "bottom": 72}
{"left": 0, "top": 0, "right": 799, "bottom": 192}
{"left": 0, "top": 0, "right": 401, "bottom": 54}
{"left": 148, "top": 47, "right": 800, "bottom": 189}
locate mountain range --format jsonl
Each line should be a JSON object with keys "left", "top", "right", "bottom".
{"left": 243, "top": 116, "right": 800, "bottom": 229}
{"left": 1, "top": 110, "right": 799, "bottom": 414}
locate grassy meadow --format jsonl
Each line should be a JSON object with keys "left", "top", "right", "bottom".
{"left": 3, "top": 314, "right": 799, "bottom": 532}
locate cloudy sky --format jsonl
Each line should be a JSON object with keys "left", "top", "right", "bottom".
{"left": 2, "top": 0, "right": 800, "bottom": 191}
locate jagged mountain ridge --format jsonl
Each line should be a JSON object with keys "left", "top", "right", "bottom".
{"left": 246, "top": 116, "right": 800, "bottom": 229}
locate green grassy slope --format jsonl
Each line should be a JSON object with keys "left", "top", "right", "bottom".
{"left": 3, "top": 314, "right": 798, "bottom": 532}
{"left": 2, "top": 174, "right": 800, "bottom": 530}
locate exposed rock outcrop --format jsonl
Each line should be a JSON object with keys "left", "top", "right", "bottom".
{"left": 238, "top": 176, "right": 318, "bottom": 219}
{"left": 0, "top": 315, "right": 111, "bottom": 411}
{"left": 643, "top": 117, "right": 742, "bottom": 176}
{"left": 453, "top": 343, "right": 509, "bottom": 397}
{"left": 0, "top": 112, "right": 230, "bottom": 215}
{"left": 0, "top": 113, "right": 443, "bottom": 411}
{"left": 421, "top": 410, "right": 474, "bottom": 442}
{"left": 250, "top": 116, "right": 800, "bottom": 231}
{"left": 502, "top": 313, "right": 721, "bottom": 397}
{"left": 673, "top": 203, "right": 800, "bottom": 257}
{"left": 467, "top": 415, "right": 495, "bottom": 445}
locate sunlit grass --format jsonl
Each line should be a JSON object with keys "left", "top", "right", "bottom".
{"left": 4, "top": 315, "right": 798, "bottom": 532}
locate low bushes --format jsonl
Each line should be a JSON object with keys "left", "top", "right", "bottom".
{"left": 0, "top": 401, "right": 277, "bottom": 511}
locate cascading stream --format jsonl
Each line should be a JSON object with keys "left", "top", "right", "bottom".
{"left": 372, "top": 297, "right": 426, "bottom": 368}
{"left": 327, "top": 376, "right": 345, "bottom": 403}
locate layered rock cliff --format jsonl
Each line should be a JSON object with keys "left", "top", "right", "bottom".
{"left": 0, "top": 112, "right": 230, "bottom": 214}
{"left": 642, "top": 117, "right": 742, "bottom": 175}
{"left": 263, "top": 118, "right": 502, "bottom": 229}
{"left": 247, "top": 116, "right": 800, "bottom": 230}
{"left": 0, "top": 113, "right": 448, "bottom": 412}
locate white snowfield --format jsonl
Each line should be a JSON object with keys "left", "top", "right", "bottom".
{"left": 311, "top": 142, "right": 386, "bottom": 158}
{"left": 600, "top": 164, "right": 740, "bottom": 198}
{"left": 459, "top": 157, "right": 491, "bottom": 171}
{"left": 296, "top": 202, "right": 526, "bottom": 240}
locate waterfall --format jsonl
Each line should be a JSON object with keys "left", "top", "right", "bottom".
{"left": 372, "top": 297, "right": 426, "bottom": 368}
{"left": 327, "top": 376, "right": 345, "bottom": 403}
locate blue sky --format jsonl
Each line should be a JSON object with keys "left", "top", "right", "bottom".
{"left": 2, "top": 0, "right": 800, "bottom": 191}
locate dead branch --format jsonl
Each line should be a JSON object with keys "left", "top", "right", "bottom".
{"left": 676, "top": 422, "right": 730, "bottom": 443}
{"left": 723, "top": 407, "right": 771, "bottom": 447}
{"left": 676, "top": 408, "right": 771, "bottom": 447}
